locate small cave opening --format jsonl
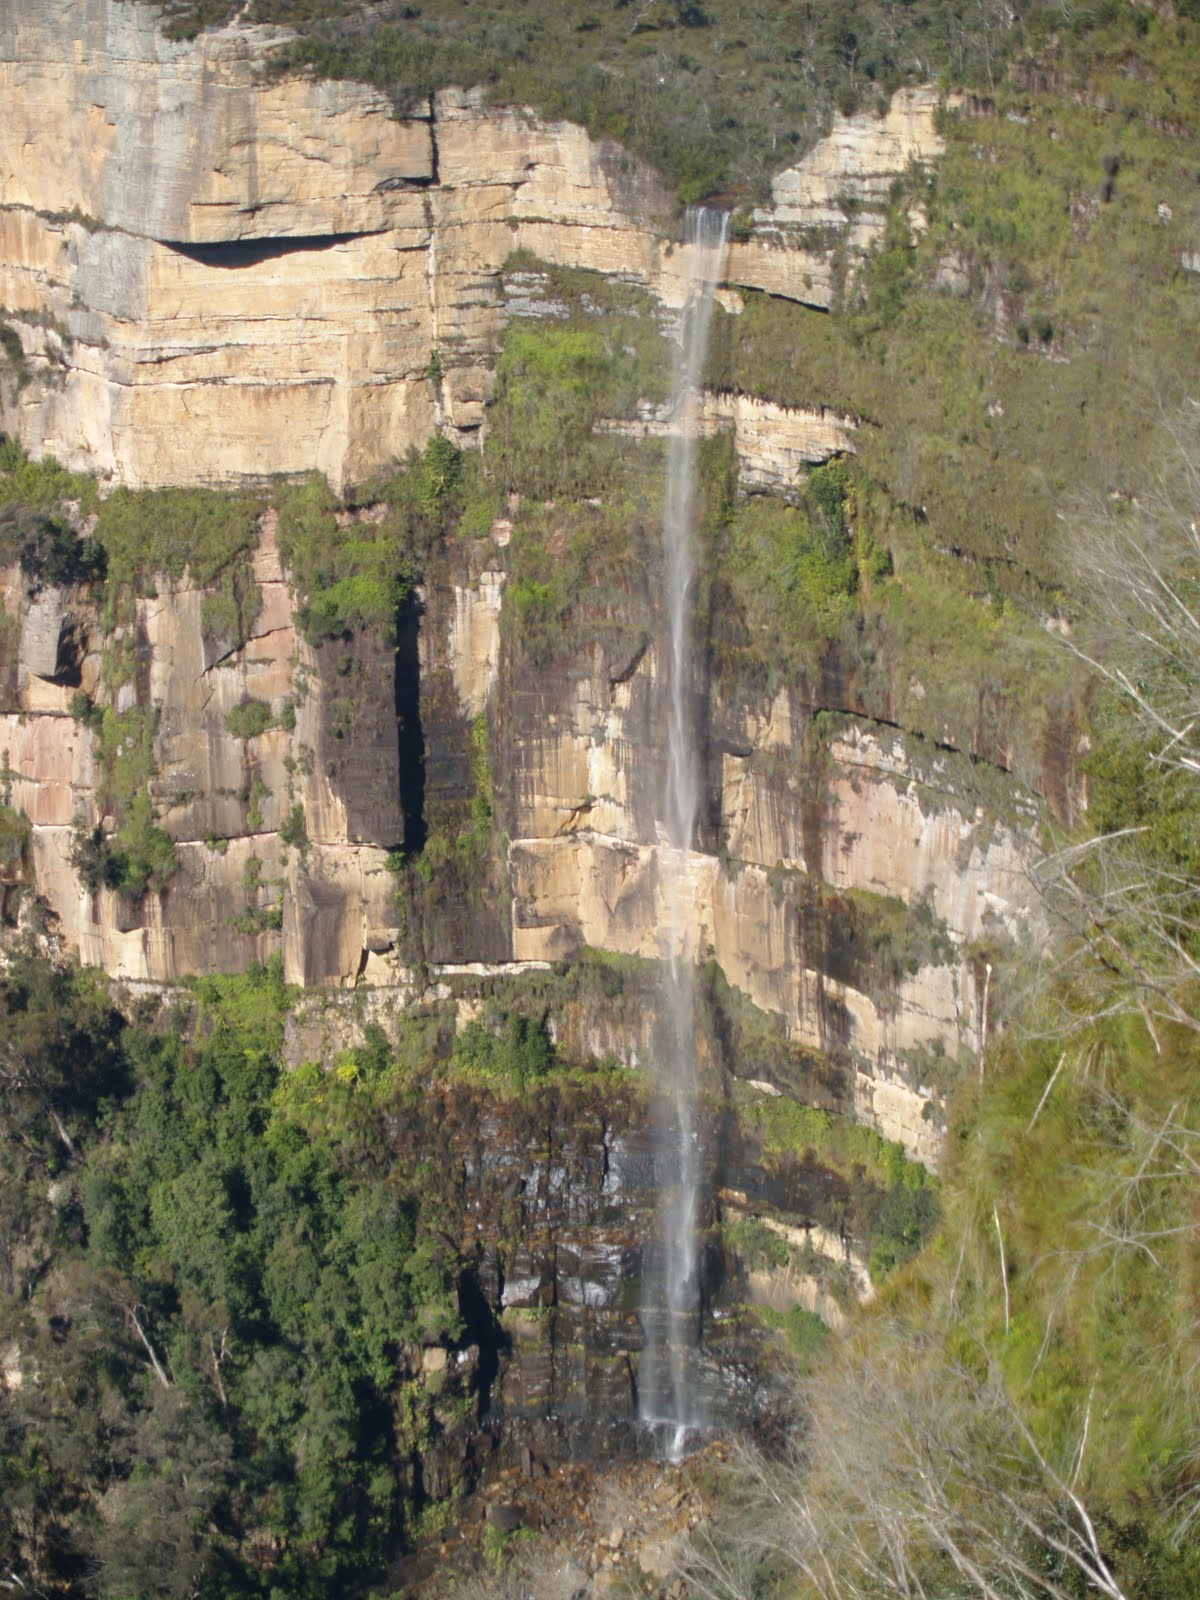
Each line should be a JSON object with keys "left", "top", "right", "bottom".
{"left": 394, "top": 594, "right": 427, "bottom": 855}
{"left": 162, "top": 231, "right": 379, "bottom": 269}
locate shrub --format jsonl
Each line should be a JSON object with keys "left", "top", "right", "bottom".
{"left": 278, "top": 803, "right": 308, "bottom": 852}
{"left": 0, "top": 503, "right": 104, "bottom": 590}
{"left": 224, "top": 699, "right": 277, "bottom": 740}
{"left": 71, "top": 797, "right": 178, "bottom": 901}
{"left": 0, "top": 436, "right": 95, "bottom": 509}
{"left": 0, "top": 803, "right": 30, "bottom": 877}
{"left": 450, "top": 1013, "right": 555, "bottom": 1088}
{"left": 274, "top": 473, "right": 411, "bottom": 642}
{"left": 94, "top": 485, "right": 261, "bottom": 589}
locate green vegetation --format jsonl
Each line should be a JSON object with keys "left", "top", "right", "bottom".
{"left": 0, "top": 800, "right": 31, "bottom": 922}
{"left": 713, "top": 459, "right": 860, "bottom": 679}
{"left": 0, "top": 439, "right": 103, "bottom": 591}
{"left": 0, "top": 439, "right": 261, "bottom": 638}
{"left": 274, "top": 473, "right": 399, "bottom": 642}
{"left": 146, "top": 0, "right": 1120, "bottom": 203}
{"left": 489, "top": 266, "right": 667, "bottom": 500}
{"left": 0, "top": 955, "right": 474, "bottom": 1598}
{"left": 412, "top": 711, "right": 498, "bottom": 893}
{"left": 448, "top": 1012, "right": 555, "bottom": 1090}
{"left": 754, "top": 1303, "right": 831, "bottom": 1369}
{"left": 698, "top": 7, "right": 1200, "bottom": 755}
{"left": 0, "top": 953, "right": 664, "bottom": 1597}
{"left": 697, "top": 374, "right": 1200, "bottom": 1600}
{"left": 69, "top": 707, "right": 179, "bottom": 899}
{"left": 0, "top": 318, "right": 29, "bottom": 389}
{"left": 479, "top": 263, "right": 672, "bottom": 667}
{"left": 224, "top": 698, "right": 274, "bottom": 740}
{"left": 278, "top": 802, "right": 309, "bottom": 852}
{"left": 706, "top": 986, "right": 1200, "bottom": 1600}
{"left": 273, "top": 437, "right": 471, "bottom": 643}
{"left": 0, "top": 435, "right": 94, "bottom": 509}
{"left": 738, "top": 1087, "right": 939, "bottom": 1280}
{"left": 0, "top": 800, "right": 30, "bottom": 873}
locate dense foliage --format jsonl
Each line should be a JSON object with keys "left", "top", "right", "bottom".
{"left": 0, "top": 957, "right": 471, "bottom": 1598}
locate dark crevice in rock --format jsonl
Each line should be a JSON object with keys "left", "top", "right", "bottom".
{"left": 371, "top": 173, "right": 432, "bottom": 193}
{"left": 49, "top": 619, "right": 84, "bottom": 687}
{"left": 161, "top": 230, "right": 384, "bottom": 268}
{"left": 427, "top": 100, "right": 441, "bottom": 188}
{"left": 394, "top": 593, "right": 427, "bottom": 855}
{"left": 458, "top": 1265, "right": 507, "bottom": 1420}
{"left": 608, "top": 635, "right": 649, "bottom": 689}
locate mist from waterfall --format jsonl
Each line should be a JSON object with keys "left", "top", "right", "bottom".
{"left": 639, "top": 206, "right": 729, "bottom": 1459}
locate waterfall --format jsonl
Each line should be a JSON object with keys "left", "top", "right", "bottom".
{"left": 639, "top": 206, "right": 729, "bottom": 1460}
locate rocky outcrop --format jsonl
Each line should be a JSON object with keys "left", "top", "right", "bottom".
{"left": 601, "top": 393, "right": 856, "bottom": 498}
{"left": 0, "top": 1, "right": 1027, "bottom": 1172}
{"left": 0, "top": 523, "right": 402, "bottom": 985}
{"left": 0, "top": 0, "right": 943, "bottom": 492}
{"left": 382, "top": 1075, "right": 833, "bottom": 1465}
{"left": 0, "top": 513, "right": 1039, "bottom": 1164}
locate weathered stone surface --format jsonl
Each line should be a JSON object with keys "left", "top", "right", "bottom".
{"left": 18, "top": 587, "right": 64, "bottom": 680}
{"left": 762, "top": 86, "right": 946, "bottom": 240}
{"left": 0, "top": 3, "right": 1032, "bottom": 1171}
{"left": 602, "top": 393, "right": 856, "bottom": 498}
{"left": 0, "top": 516, "right": 413, "bottom": 986}
{"left": 0, "top": 0, "right": 433, "bottom": 242}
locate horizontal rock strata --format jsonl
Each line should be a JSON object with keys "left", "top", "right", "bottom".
{"left": 0, "top": 0, "right": 944, "bottom": 490}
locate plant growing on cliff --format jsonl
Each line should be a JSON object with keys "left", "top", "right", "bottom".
{"left": 71, "top": 798, "right": 178, "bottom": 901}
{"left": 274, "top": 472, "right": 414, "bottom": 642}
{"left": 95, "top": 484, "right": 262, "bottom": 596}
{"left": 224, "top": 697, "right": 280, "bottom": 740}
{"left": 149, "top": 0, "right": 1105, "bottom": 204}
{"left": 279, "top": 801, "right": 309, "bottom": 852}
{"left": 450, "top": 1012, "right": 555, "bottom": 1089}
{"left": 0, "top": 435, "right": 95, "bottom": 510}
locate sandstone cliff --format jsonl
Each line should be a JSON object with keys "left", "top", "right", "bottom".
{"left": 0, "top": 0, "right": 943, "bottom": 493}
{"left": 0, "top": 0, "right": 1041, "bottom": 1173}
{"left": 0, "top": 506, "right": 1041, "bottom": 1168}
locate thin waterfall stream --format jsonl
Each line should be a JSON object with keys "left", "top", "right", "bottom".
{"left": 639, "top": 206, "right": 729, "bottom": 1460}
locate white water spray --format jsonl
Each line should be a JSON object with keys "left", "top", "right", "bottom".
{"left": 639, "top": 206, "right": 729, "bottom": 1457}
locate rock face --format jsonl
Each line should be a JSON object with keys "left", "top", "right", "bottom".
{"left": 0, "top": 0, "right": 1039, "bottom": 1175}
{"left": 0, "top": 510, "right": 1042, "bottom": 1170}
{"left": 0, "top": 528, "right": 401, "bottom": 987}
{"left": 0, "top": 0, "right": 944, "bottom": 492}
{"left": 384, "top": 1076, "right": 826, "bottom": 1469}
